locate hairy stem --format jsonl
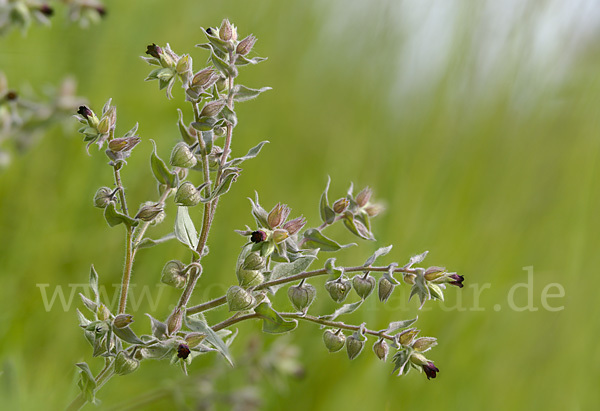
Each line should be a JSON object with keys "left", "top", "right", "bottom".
{"left": 118, "top": 227, "right": 134, "bottom": 314}
{"left": 187, "top": 265, "right": 416, "bottom": 315}
{"left": 280, "top": 313, "right": 394, "bottom": 341}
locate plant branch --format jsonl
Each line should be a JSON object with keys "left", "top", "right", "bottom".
{"left": 118, "top": 227, "right": 134, "bottom": 314}
{"left": 280, "top": 313, "right": 394, "bottom": 340}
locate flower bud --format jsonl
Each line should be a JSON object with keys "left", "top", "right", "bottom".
{"left": 373, "top": 339, "right": 389, "bottom": 361}
{"left": 97, "top": 116, "right": 110, "bottom": 134}
{"left": 412, "top": 337, "right": 438, "bottom": 352}
{"left": 176, "top": 54, "right": 192, "bottom": 76}
{"left": 267, "top": 203, "right": 291, "bottom": 229}
{"left": 325, "top": 278, "right": 351, "bottom": 303}
{"left": 167, "top": 308, "right": 184, "bottom": 335}
{"left": 364, "top": 203, "right": 384, "bottom": 217}
{"left": 272, "top": 228, "right": 289, "bottom": 244}
{"left": 38, "top": 4, "right": 53, "bottom": 17}
{"left": 323, "top": 329, "right": 345, "bottom": 353}
{"left": 227, "top": 286, "right": 255, "bottom": 311}
{"left": 177, "top": 343, "right": 191, "bottom": 359}
{"left": 77, "top": 105, "right": 94, "bottom": 121}
{"left": 170, "top": 142, "right": 197, "bottom": 168}
{"left": 241, "top": 252, "right": 266, "bottom": 271}
{"left": 161, "top": 260, "right": 187, "bottom": 289}
{"left": 114, "top": 351, "right": 140, "bottom": 376}
{"left": 93, "top": 187, "right": 113, "bottom": 208}
{"left": 184, "top": 332, "right": 206, "bottom": 348}
{"left": 378, "top": 277, "right": 395, "bottom": 303}
{"left": 219, "top": 19, "right": 234, "bottom": 41}
{"left": 97, "top": 304, "right": 111, "bottom": 321}
{"left": 424, "top": 266, "right": 446, "bottom": 281}
{"left": 409, "top": 352, "right": 428, "bottom": 366}
{"left": 333, "top": 198, "right": 349, "bottom": 214}
{"left": 192, "top": 67, "right": 218, "bottom": 88}
{"left": 346, "top": 333, "right": 365, "bottom": 360}
{"left": 447, "top": 273, "right": 465, "bottom": 288}
{"left": 108, "top": 137, "right": 141, "bottom": 153}
{"left": 288, "top": 282, "right": 316, "bottom": 311}
{"left": 145, "top": 43, "right": 163, "bottom": 59}
{"left": 398, "top": 328, "right": 419, "bottom": 346}
{"left": 135, "top": 203, "right": 164, "bottom": 222}
{"left": 236, "top": 35, "right": 256, "bottom": 55}
{"left": 175, "top": 182, "right": 202, "bottom": 207}
{"left": 6, "top": 90, "right": 18, "bottom": 101}
{"left": 403, "top": 273, "right": 416, "bottom": 285}
{"left": 355, "top": 187, "right": 372, "bottom": 207}
{"left": 199, "top": 100, "right": 226, "bottom": 117}
{"left": 113, "top": 314, "right": 134, "bottom": 329}
{"left": 352, "top": 274, "right": 376, "bottom": 299}
{"left": 237, "top": 252, "right": 265, "bottom": 288}
{"left": 250, "top": 230, "right": 267, "bottom": 244}
{"left": 282, "top": 216, "right": 306, "bottom": 236}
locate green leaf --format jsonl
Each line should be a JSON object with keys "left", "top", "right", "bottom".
{"left": 219, "top": 106, "right": 237, "bottom": 127}
{"left": 123, "top": 123, "right": 139, "bottom": 138}
{"left": 211, "top": 53, "right": 236, "bottom": 77}
{"left": 174, "top": 207, "right": 199, "bottom": 250}
{"left": 319, "top": 177, "right": 335, "bottom": 225}
{"left": 391, "top": 350, "right": 411, "bottom": 376}
{"left": 89, "top": 265, "right": 99, "bottom": 304}
{"left": 406, "top": 251, "right": 429, "bottom": 268}
{"left": 342, "top": 211, "right": 374, "bottom": 240}
{"left": 136, "top": 233, "right": 177, "bottom": 249}
{"left": 320, "top": 300, "right": 363, "bottom": 321}
{"left": 235, "top": 55, "right": 268, "bottom": 66}
{"left": 185, "top": 315, "right": 234, "bottom": 366}
{"left": 177, "top": 109, "right": 196, "bottom": 145}
{"left": 139, "top": 343, "right": 171, "bottom": 360}
{"left": 385, "top": 317, "right": 418, "bottom": 334}
{"left": 202, "top": 130, "right": 214, "bottom": 154}
{"left": 325, "top": 258, "right": 344, "bottom": 279}
{"left": 249, "top": 193, "right": 269, "bottom": 228}
{"left": 364, "top": 245, "right": 393, "bottom": 267}
{"left": 76, "top": 308, "right": 92, "bottom": 327}
{"left": 428, "top": 283, "right": 444, "bottom": 301}
{"left": 210, "top": 168, "right": 239, "bottom": 199}
{"left": 254, "top": 303, "right": 298, "bottom": 334}
{"left": 191, "top": 117, "right": 218, "bottom": 131}
{"left": 226, "top": 141, "right": 269, "bottom": 167}
{"left": 75, "top": 362, "right": 97, "bottom": 404}
{"left": 112, "top": 325, "right": 144, "bottom": 345}
{"left": 233, "top": 85, "right": 272, "bottom": 102}
{"left": 268, "top": 252, "right": 318, "bottom": 292}
{"left": 150, "top": 140, "right": 178, "bottom": 188}
{"left": 79, "top": 293, "right": 97, "bottom": 313}
{"left": 201, "top": 29, "right": 229, "bottom": 53}
{"left": 104, "top": 201, "right": 138, "bottom": 228}
{"left": 302, "top": 228, "right": 356, "bottom": 252}
{"left": 145, "top": 314, "right": 168, "bottom": 340}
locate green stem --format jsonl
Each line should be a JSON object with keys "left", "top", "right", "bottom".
{"left": 66, "top": 362, "right": 115, "bottom": 411}
{"left": 118, "top": 227, "right": 134, "bottom": 314}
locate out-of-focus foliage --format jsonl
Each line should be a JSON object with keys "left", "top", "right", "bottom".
{"left": 0, "top": 0, "right": 598, "bottom": 409}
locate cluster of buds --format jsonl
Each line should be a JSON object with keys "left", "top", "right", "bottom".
{"left": 143, "top": 43, "right": 189, "bottom": 99}
{"left": 392, "top": 328, "right": 440, "bottom": 379}
{"left": 403, "top": 266, "right": 465, "bottom": 308}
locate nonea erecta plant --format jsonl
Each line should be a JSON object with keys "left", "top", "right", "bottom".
{"left": 68, "top": 19, "right": 465, "bottom": 409}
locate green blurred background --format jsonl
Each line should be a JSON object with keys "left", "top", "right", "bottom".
{"left": 1, "top": 0, "right": 597, "bottom": 409}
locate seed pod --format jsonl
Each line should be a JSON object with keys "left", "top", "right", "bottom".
{"left": 93, "top": 187, "right": 113, "bottom": 208}
{"left": 161, "top": 260, "right": 187, "bottom": 289}
{"left": 113, "top": 314, "right": 134, "bottom": 329}
{"left": 325, "top": 278, "right": 351, "bottom": 303}
{"left": 199, "top": 100, "right": 225, "bottom": 117}
{"left": 114, "top": 351, "right": 140, "bottom": 376}
{"left": 323, "top": 329, "right": 345, "bottom": 353}
{"left": 412, "top": 337, "right": 438, "bottom": 352}
{"left": 170, "top": 142, "right": 197, "bottom": 168}
{"left": 135, "top": 203, "right": 164, "bottom": 222}
{"left": 288, "top": 283, "right": 316, "bottom": 311}
{"left": 346, "top": 332, "right": 365, "bottom": 360}
{"left": 372, "top": 339, "right": 389, "bottom": 361}
{"left": 227, "top": 286, "right": 255, "bottom": 311}
{"left": 237, "top": 252, "right": 265, "bottom": 287}
{"left": 184, "top": 332, "right": 206, "bottom": 348}
{"left": 175, "top": 182, "right": 202, "bottom": 207}
{"left": 352, "top": 274, "right": 376, "bottom": 299}
{"left": 378, "top": 277, "right": 395, "bottom": 303}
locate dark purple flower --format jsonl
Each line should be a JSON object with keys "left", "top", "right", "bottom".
{"left": 177, "top": 343, "right": 191, "bottom": 359}
{"left": 423, "top": 361, "right": 439, "bottom": 380}
{"left": 448, "top": 274, "right": 465, "bottom": 288}
{"left": 6, "top": 91, "right": 18, "bottom": 101}
{"left": 38, "top": 5, "right": 53, "bottom": 17}
{"left": 77, "top": 105, "right": 93, "bottom": 119}
{"left": 250, "top": 230, "right": 267, "bottom": 244}
{"left": 145, "top": 43, "right": 162, "bottom": 59}
{"left": 95, "top": 7, "right": 107, "bottom": 17}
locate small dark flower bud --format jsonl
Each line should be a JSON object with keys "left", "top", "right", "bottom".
{"left": 422, "top": 361, "right": 439, "bottom": 380}
{"left": 412, "top": 337, "right": 438, "bottom": 352}
{"left": 250, "top": 230, "right": 267, "bottom": 243}
{"left": 352, "top": 274, "right": 376, "bottom": 299}
{"left": 114, "top": 351, "right": 140, "bottom": 376}
{"left": 167, "top": 308, "right": 184, "bottom": 335}
{"left": 93, "top": 187, "right": 113, "bottom": 208}
{"left": 356, "top": 187, "right": 372, "bottom": 207}
{"left": 272, "top": 228, "right": 289, "bottom": 244}
{"left": 161, "top": 260, "right": 187, "bottom": 289}
{"left": 135, "top": 203, "right": 164, "bottom": 222}
{"left": 219, "top": 19, "right": 234, "bottom": 41}
{"left": 333, "top": 198, "right": 349, "bottom": 214}
{"left": 267, "top": 203, "right": 291, "bottom": 229}
{"left": 96, "top": 7, "right": 106, "bottom": 17}
{"left": 6, "top": 91, "right": 18, "bottom": 101}
{"left": 146, "top": 43, "right": 162, "bottom": 59}
{"left": 378, "top": 277, "right": 395, "bottom": 303}
{"left": 227, "top": 286, "right": 255, "bottom": 311}
{"left": 177, "top": 343, "right": 191, "bottom": 359}
{"left": 288, "top": 282, "right": 316, "bottom": 312}
{"left": 448, "top": 273, "right": 465, "bottom": 288}
{"left": 108, "top": 136, "right": 141, "bottom": 153}
{"left": 282, "top": 216, "right": 306, "bottom": 236}
{"left": 373, "top": 339, "right": 389, "bottom": 361}
{"left": 175, "top": 182, "right": 202, "bottom": 207}
{"left": 77, "top": 105, "right": 93, "bottom": 119}
{"left": 346, "top": 332, "right": 365, "bottom": 360}
{"left": 38, "top": 5, "right": 53, "bottom": 16}
{"left": 199, "top": 100, "right": 226, "bottom": 118}
{"left": 236, "top": 35, "right": 257, "bottom": 55}
{"left": 323, "top": 329, "right": 345, "bottom": 353}
{"left": 184, "top": 332, "right": 206, "bottom": 348}
{"left": 325, "top": 278, "right": 351, "bottom": 303}
{"left": 170, "top": 142, "right": 197, "bottom": 168}
{"left": 113, "top": 314, "right": 134, "bottom": 329}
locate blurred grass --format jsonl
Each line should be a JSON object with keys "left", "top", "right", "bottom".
{"left": 1, "top": 0, "right": 598, "bottom": 410}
